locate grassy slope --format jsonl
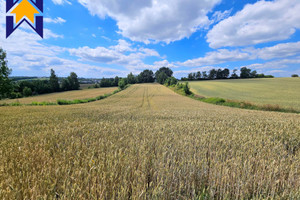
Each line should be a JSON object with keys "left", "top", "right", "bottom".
{"left": 188, "top": 78, "right": 300, "bottom": 110}
{"left": 0, "top": 84, "right": 299, "bottom": 199}
{"left": 0, "top": 87, "right": 118, "bottom": 104}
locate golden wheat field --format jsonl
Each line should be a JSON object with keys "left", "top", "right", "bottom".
{"left": 0, "top": 84, "right": 299, "bottom": 199}
{"left": 0, "top": 87, "right": 118, "bottom": 104}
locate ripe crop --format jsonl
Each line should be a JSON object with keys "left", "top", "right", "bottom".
{"left": 0, "top": 84, "right": 299, "bottom": 199}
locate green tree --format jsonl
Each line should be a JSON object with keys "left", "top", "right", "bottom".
{"left": 118, "top": 78, "right": 127, "bottom": 90}
{"left": 231, "top": 69, "right": 239, "bottom": 79}
{"left": 223, "top": 68, "right": 230, "bottom": 79}
{"left": 188, "top": 73, "right": 194, "bottom": 80}
{"left": 196, "top": 71, "right": 202, "bottom": 80}
{"left": 240, "top": 67, "right": 251, "bottom": 78}
{"left": 61, "top": 79, "right": 71, "bottom": 91}
{"left": 23, "top": 87, "right": 32, "bottom": 97}
{"left": 202, "top": 71, "right": 208, "bottom": 79}
{"left": 49, "top": 69, "right": 60, "bottom": 92}
{"left": 0, "top": 48, "right": 12, "bottom": 99}
{"left": 165, "top": 77, "right": 178, "bottom": 86}
{"left": 155, "top": 67, "right": 173, "bottom": 79}
{"left": 183, "top": 82, "right": 191, "bottom": 95}
{"left": 113, "top": 76, "right": 119, "bottom": 86}
{"left": 216, "top": 69, "right": 223, "bottom": 79}
{"left": 208, "top": 69, "right": 217, "bottom": 80}
{"left": 251, "top": 70, "right": 258, "bottom": 78}
{"left": 156, "top": 72, "right": 168, "bottom": 84}
{"left": 291, "top": 74, "right": 299, "bottom": 77}
{"left": 127, "top": 72, "right": 136, "bottom": 84}
{"left": 137, "top": 70, "right": 155, "bottom": 83}
{"left": 68, "top": 72, "right": 80, "bottom": 90}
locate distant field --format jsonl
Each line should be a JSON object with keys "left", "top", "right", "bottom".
{"left": 188, "top": 78, "right": 300, "bottom": 110}
{"left": 0, "top": 87, "right": 118, "bottom": 104}
{"left": 80, "top": 84, "right": 96, "bottom": 90}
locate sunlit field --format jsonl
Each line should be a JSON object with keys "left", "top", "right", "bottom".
{"left": 0, "top": 84, "right": 299, "bottom": 199}
{"left": 0, "top": 87, "right": 118, "bottom": 104}
{"left": 188, "top": 78, "right": 300, "bottom": 110}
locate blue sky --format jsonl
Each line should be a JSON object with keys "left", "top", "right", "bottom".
{"left": 1, "top": 0, "right": 300, "bottom": 78}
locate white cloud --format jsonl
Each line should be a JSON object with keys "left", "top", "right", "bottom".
{"left": 244, "top": 57, "right": 300, "bottom": 71}
{"left": 78, "top": 0, "right": 221, "bottom": 44}
{"left": 239, "top": 56, "right": 300, "bottom": 77}
{"left": 44, "top": 17, "right": 66, "bottom": 24}
{"left": 255, "top": 41, "right": 300, "bottom": 60}
{"left": 69, "top": 40, "right": 160, "bottom": 68}
{"left": 178, "top": 41, "right": 300, "bottom": 68}
{"left": 207, "top": 0, "right": 300, "bottom": 48}
{"left": 179, "top": 49, "right": 252, "bottom": 67}
{"left": 52, "top": 0, "right": 71, "bottom": 5}
{"left": 211, "top": 9, "right": 232, "bottom": 23}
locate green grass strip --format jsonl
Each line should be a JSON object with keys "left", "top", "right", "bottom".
{"left": 0, "top": 87, "right": 128, "bottom": 107}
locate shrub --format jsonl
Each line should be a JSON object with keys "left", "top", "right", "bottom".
{"left": 291, "top": 74, "right": 299, "bottom": 77}
{"left": 10, "top": 92, "right": 22, "bottom": 99}
{"left": 183, "top": 82, "right": 192, "bottom": 95}
{"left": 57, "top": 99, "right": 72, "bottom": 105}
{"left": 23, "top": 87, "right": 32, "bottom": 97}
{"left": 118, "top": 79, "right": 127, "bottom": 90}
{"left": 203, "top": 97, "right": 226, "bottom": 104}
{"left": 165, "top": 77, "right": 178, "bottom": 86}
{"left": 30, "top": 101, "right": 57, "bottom": 106}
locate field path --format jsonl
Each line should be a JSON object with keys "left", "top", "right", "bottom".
{"left": 0, "top": 84, "right": 299, "bottom": 199}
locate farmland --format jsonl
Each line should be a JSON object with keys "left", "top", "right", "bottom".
{"left": 188, "top": 78, "right": 300, "bottom": 110}
{"left": 0, "top": 87, "right": 118, "bottom": 104}
{"left": 0, "top": 84, "right": 299, "bottom": 199}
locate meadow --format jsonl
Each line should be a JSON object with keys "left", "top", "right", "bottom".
{"left": 0, "top": 87, "right": 118, "bottom": 104}
{"left": 188, "top": 78, "right": 300, "bottom": 110}
{"left": 0, "top": 84, "right": 299, "bottom": 199}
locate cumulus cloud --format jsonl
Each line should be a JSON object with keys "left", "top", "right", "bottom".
{"left": 255, "top": 41, "right": 300, "bottom": 60}
{"left": 52, "top": 0, "right": 71, "bottom": 5}
{"left": 44, "top": 17, "right": 66, "bottom": 24}
{"left": 241, "top": 57, "right": 300, "bottom": 76}
{"left": 69, "top": 40, "right": 160, "bottom": 68}
{"left": 179, "top": 49, "right": 252, "bottom": 67}
{"left": 211, "top": 9, "right": 232, "bottom": 23}
{"left": 207, "top": 0, "right": 300, "bottom": 48}
{"left": 178, "top": 40, "right": 300, "bottom": 68}
{"left": 78, "top": 0, "right": 221, "bottom": 44}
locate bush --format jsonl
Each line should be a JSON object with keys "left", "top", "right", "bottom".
{"left": 118, "top": 79, "right": 127, "bottom": 90}
{"left": 202, "top": 97, "right": 226, "bottom": 104}
{"left": 176, "top": 83, "right": 184, "bottom": 89}
{"left": 23, "top": 87, "right": 32, "bottom": 97}
{"left": 10, "top": 92, "right": 22, "bottom": 99}
{"left": 291, "top": 74, "right": 299, "bottom": 77}
{"left": 165, "top": 77, "right": 178, "bottom": 86}
{"left": 30, "top": 102, "right": 57, "bottom": 106}
{"left": 183, "top": 82, "right": 192, "bottom": 95}
{"left": 264, "top": 75, "right": 274, "bottom": 78}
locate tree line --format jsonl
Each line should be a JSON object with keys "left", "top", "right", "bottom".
{"left": 0, "top": 48, "right": 81, "bottom": 99}
{"left": 9, "top": 69, "right": 80, "bottom": 99}
{"left": 181, "top": 67, "right": 274, "bottom": 81}
{"left": 110, "top": 67, "right": 179, "bottom": 90}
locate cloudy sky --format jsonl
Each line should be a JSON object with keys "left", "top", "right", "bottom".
{"left": 1, "top": 0, "right": 300, "bottom": 78}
